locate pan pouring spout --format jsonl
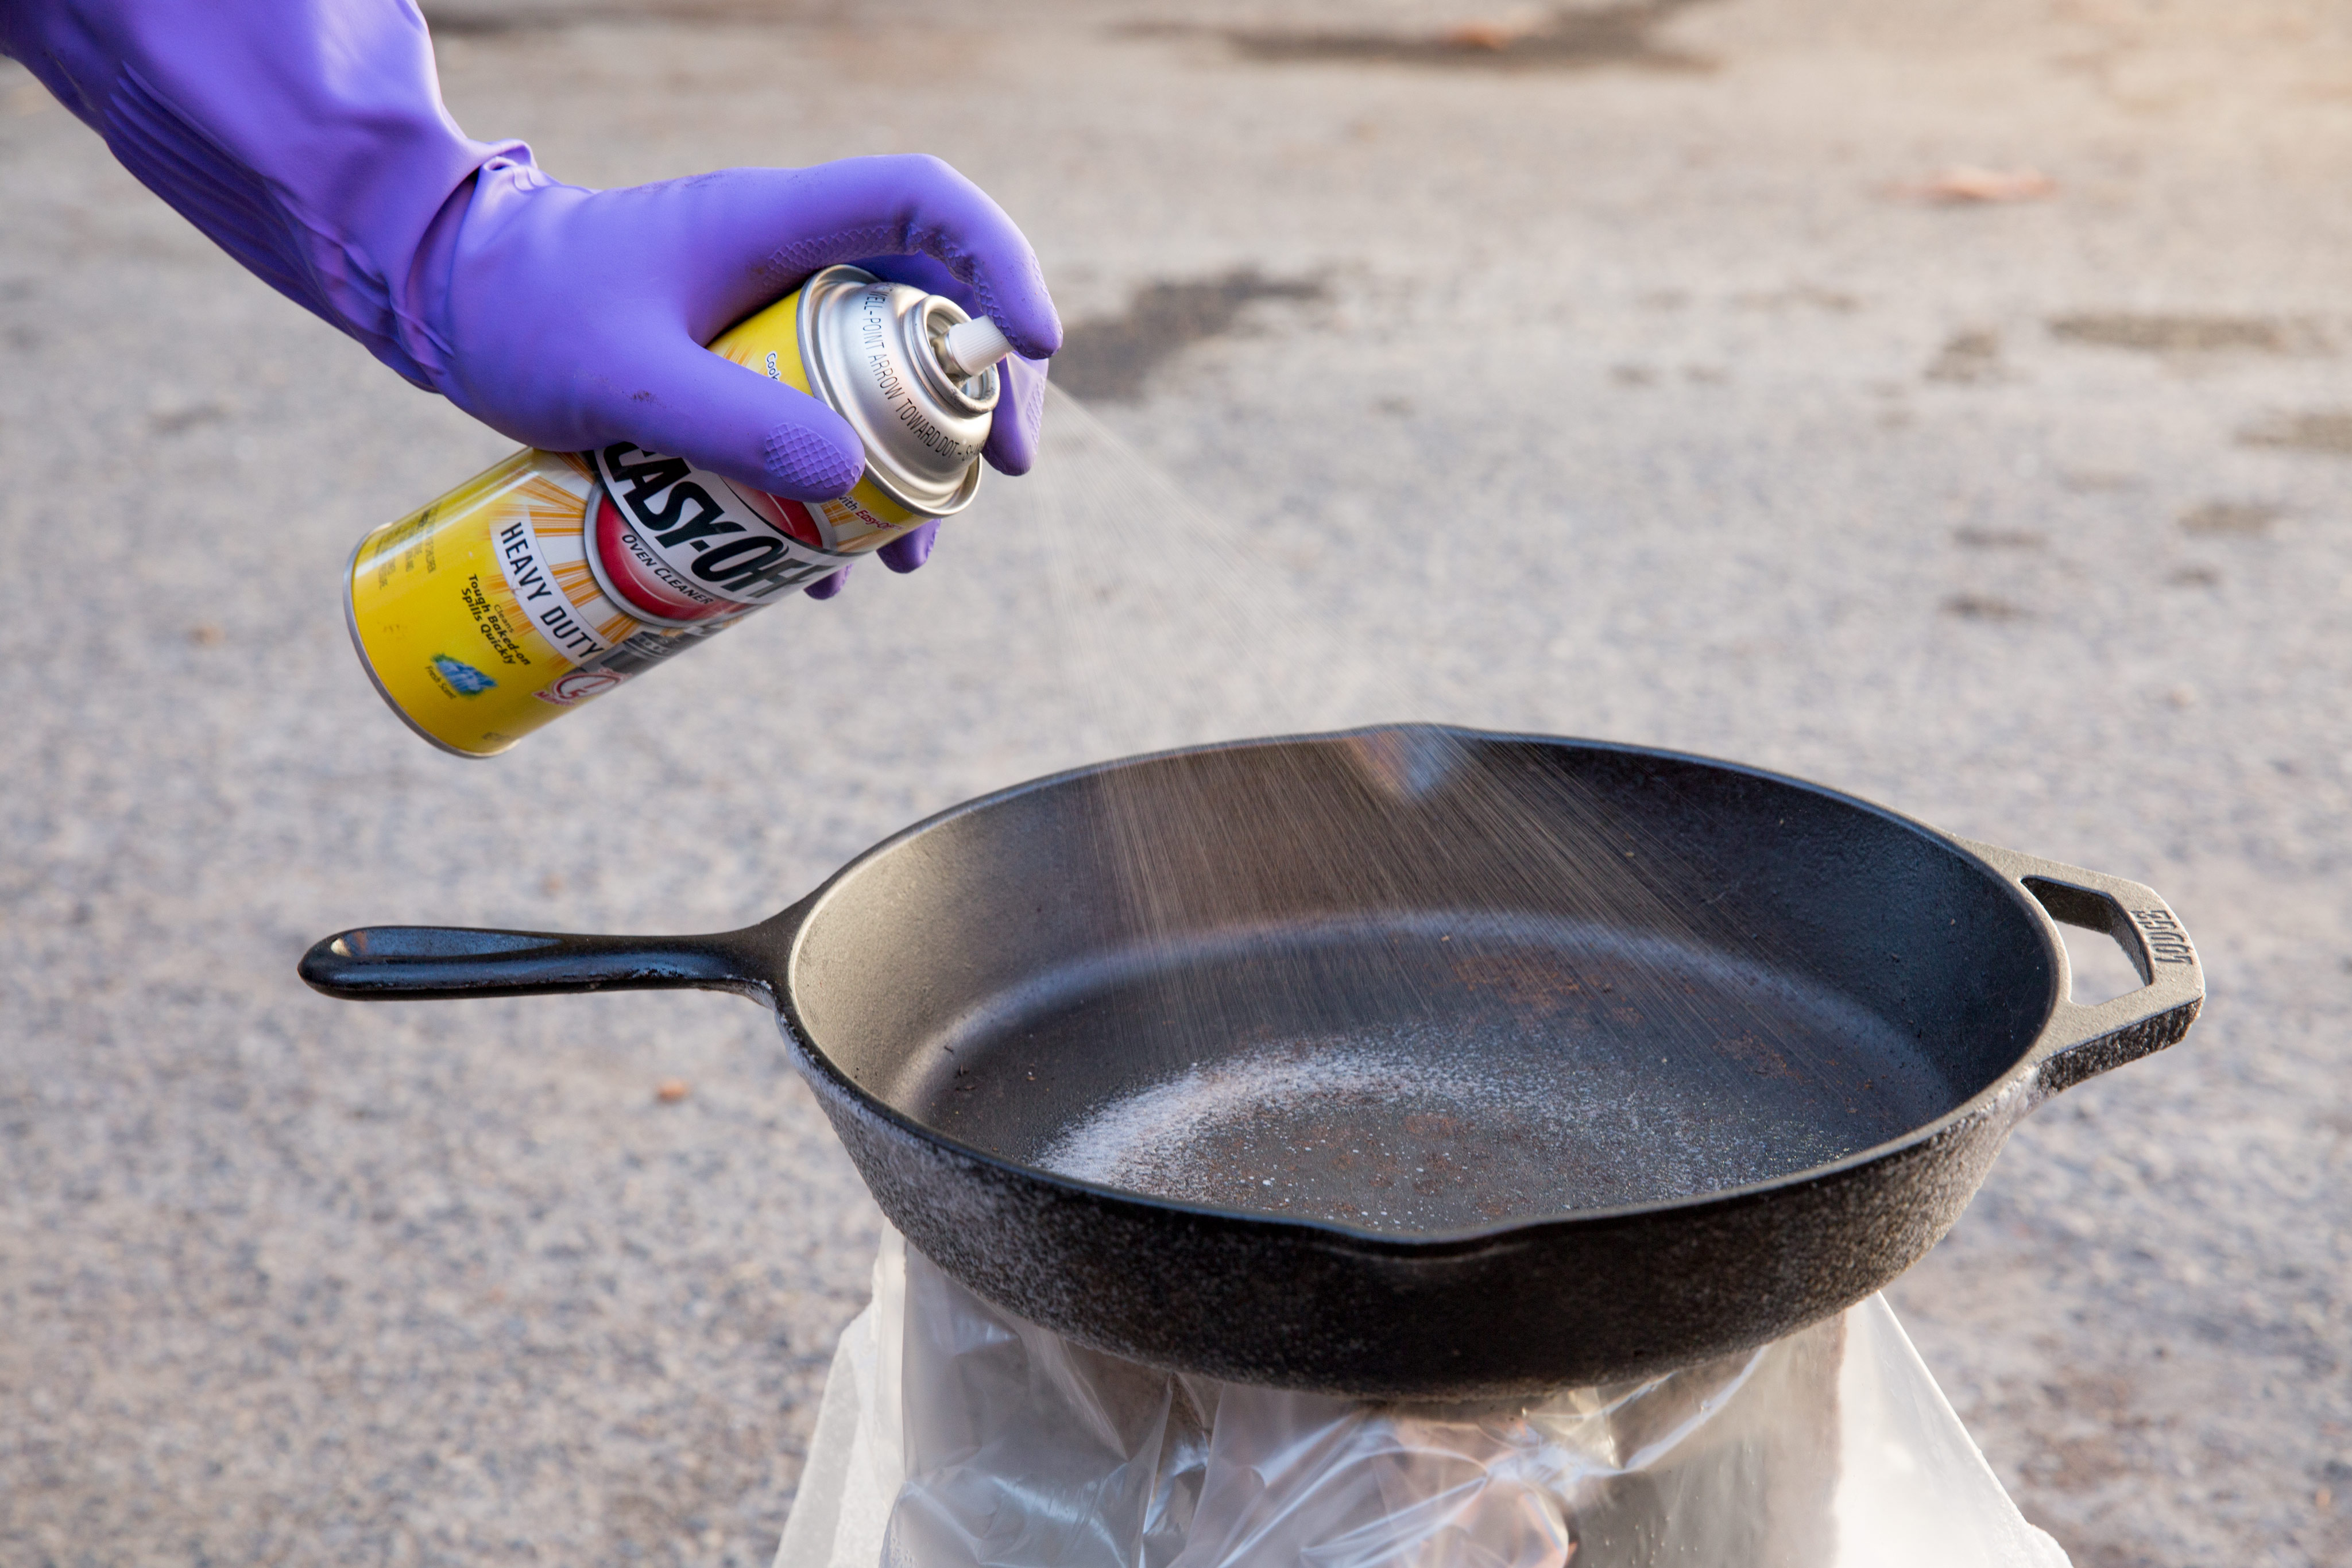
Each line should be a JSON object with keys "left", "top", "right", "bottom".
{"left": 1341, "top": 722, "right": 1476, "bottom": 803}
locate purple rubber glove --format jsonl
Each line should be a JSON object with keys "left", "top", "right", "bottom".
{"left": 1, "top": 0, "right": 1059, "bottom": 600}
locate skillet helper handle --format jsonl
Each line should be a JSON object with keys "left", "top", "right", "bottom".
{"left": 1956, "top": 838, "right": 2204, "bottom": 1095}
{"left": 299, "top": 924, "right": 776, "bottom": 1004}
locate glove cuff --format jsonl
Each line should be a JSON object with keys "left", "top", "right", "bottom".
{"left": 5, "top": 0, "right": 533, "bottom": 389}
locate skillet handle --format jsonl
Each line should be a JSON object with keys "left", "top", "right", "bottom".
{"left": 1956, "top": 838, "right": 2203, "bottom": 1095}
{"left": 299, "top": 920, "right": 783, "bottom": 1005}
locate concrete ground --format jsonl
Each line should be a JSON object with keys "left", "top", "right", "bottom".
{"left": 3, "top": 1, "right": 2350, "bottom": 1563}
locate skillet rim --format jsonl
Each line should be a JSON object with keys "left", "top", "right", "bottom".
{"left": 771, "top": 722, "right": 2069, "bottom": 1257}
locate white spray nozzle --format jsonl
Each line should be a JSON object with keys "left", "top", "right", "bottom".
{"left": 938, "top": 316, "right": 1015, "bottom": 379}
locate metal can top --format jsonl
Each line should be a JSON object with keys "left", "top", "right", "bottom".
{"left": 797, "top": 265, "right": 1001, "bottom": 518}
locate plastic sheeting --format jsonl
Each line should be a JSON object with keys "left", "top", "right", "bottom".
{"left": 776, "top": 1229, "right": 2068, "bottom": 1568}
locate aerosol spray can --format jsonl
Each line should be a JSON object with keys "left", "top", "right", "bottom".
{"left": 342, "top": 265, "right": 1016, "bottom": 757}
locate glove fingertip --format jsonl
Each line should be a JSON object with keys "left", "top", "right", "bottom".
{"left": 804, "top": 566, "right": 850, "bottom": 600}
{"left": 878, "top": 520, "right": 939, "bottom": 573}
{"left": 999, "top": 300, "right": 1063, "bottom": 362}
{"left": 981, "top": 357, "right": 1047, "bottom": 475}
{"left": 763, "top": 419, "right": 864, "bottom": 499}
{"left": 982, "top": 431, "right": 1034, "bottom": 477}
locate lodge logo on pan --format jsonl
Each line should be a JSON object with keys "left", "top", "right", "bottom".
{"left": 2131, "top": 908, "right": 2195, "bottom": 965}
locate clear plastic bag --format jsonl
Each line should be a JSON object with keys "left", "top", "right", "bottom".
{"left": 776, "top": 1229, "right": 2067, "bottom": 1568}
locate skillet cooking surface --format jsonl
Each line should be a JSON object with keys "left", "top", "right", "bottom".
{"left": 906, "top": 916, "right": 1952, "bottom": 1234}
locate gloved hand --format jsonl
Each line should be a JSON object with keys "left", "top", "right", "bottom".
{"left": 1, "top": 0, "right": 1060, "bottom": 598}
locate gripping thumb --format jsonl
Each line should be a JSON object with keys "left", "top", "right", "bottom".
{"left": 594, "top": 334, "right": 866, "bottom": 501}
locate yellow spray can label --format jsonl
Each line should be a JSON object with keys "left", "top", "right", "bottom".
{"left": 345, "top": 449, "right": 680, "bottom": 756}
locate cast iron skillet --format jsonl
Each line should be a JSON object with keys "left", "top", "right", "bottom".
{"left": 300, "top": 726, "right": 2202, "bottom": 1399}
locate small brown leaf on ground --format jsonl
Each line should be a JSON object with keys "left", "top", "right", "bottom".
{"left": 2058, "top": 469, "right": 2140, "bottom": 493}
{"left": 2180, "top": 501, "right": 2283, "bottom": 537}
{"left": 1897, "top": 166, "right": 2056, "bottom": 204}
{"left": 1443, "top": 21, "right": 1527, "bottom": 50}
{"left": 655, "top": 1079, "right": 690, "bottom": 1104}
{"left": 2237, "top": 410, "right": 2352, "bottom": 455}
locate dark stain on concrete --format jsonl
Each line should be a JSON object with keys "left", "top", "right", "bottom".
{"left": 2238, "top": 409, "right": 2352, "bottom": 456}
{"left": 1941, "top": 593, "right": 2032, "bottom": 622}
{"left": 149, "top": 402, "right": 233, "bottom": 436}
{"left": 422, "top": 1, "right": 808, "bottom": 34}
{"left": 1050, "top": 270, "right": 1326, "bottom": 403}
{"left": 423, "top": 1, "right": 610, "bottom": 33}
{"left": 2048, "top": 313, "right": 2323, "bottom": 355}
{"left": 1145, "top": 1, "right": 1721, "bottom": 73}
{"left": 1953, "top": 527, "right": 2046, "bottom": 551}
{"left": 1926, "top": 330, "right": 2003, "bottom": 384}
